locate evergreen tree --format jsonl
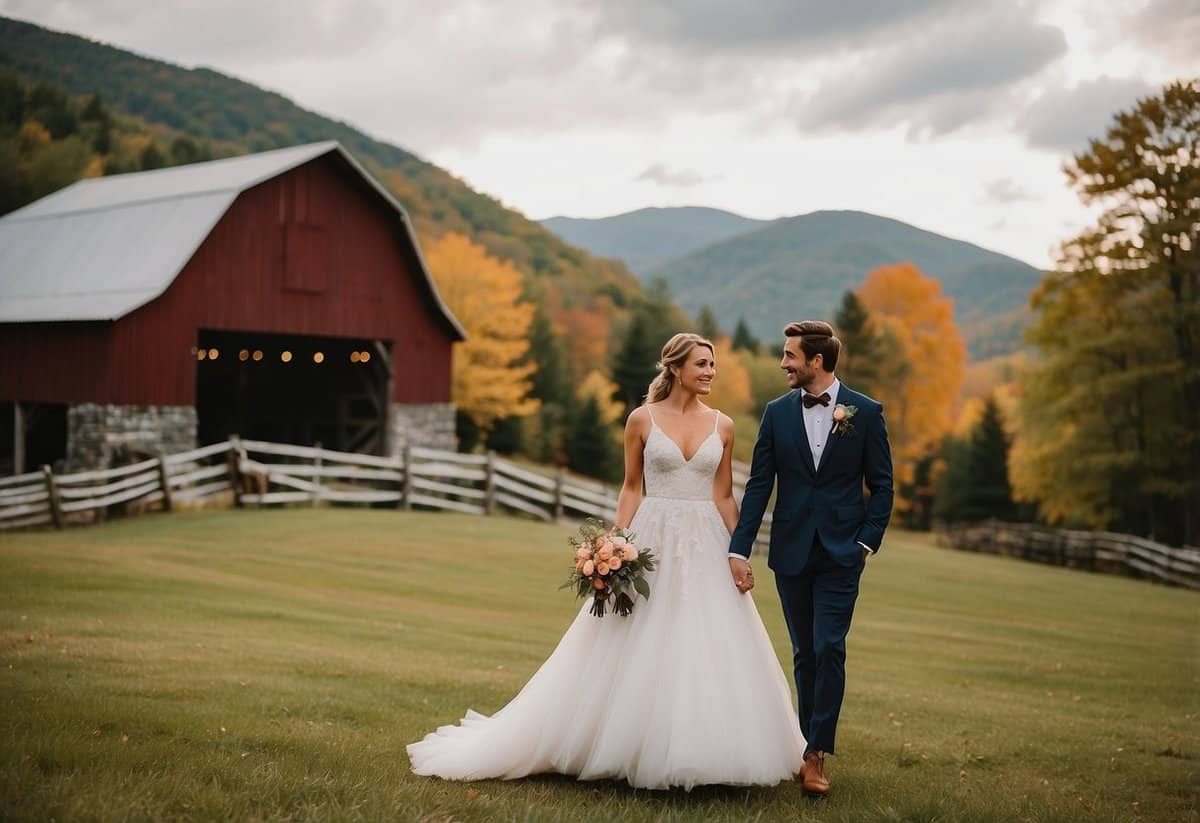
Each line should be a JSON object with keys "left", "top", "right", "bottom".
{"left": 936, "top": 396, "right": 1018, "bottom": 523}
{"left": 611, "top": 308, "right": 660, "bottom": 410}
{"left": 833, "top": 290, "right": 886, "bottom": 397}
{"left": 139, "top": 142, "right": 165, "bottom": 170}
{"left": 732, "top": 317, "right": 760, "bottom": 354}
{"left": 523, "top": 296, "right": 574, "bottom": 463}
{"left": 564, "top": 393, "right": 621, "bottom": 483}
{"left": 0, "top": 71, "right": 25, "bottom": 133}
{"left": 696, "top": 305, "right": 720, "bottom": 340}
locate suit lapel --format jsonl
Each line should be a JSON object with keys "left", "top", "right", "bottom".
{"left": 816, "top": 384, "right": 857, "bottom": 475}
{"left": 790, "top": 391, "right": 818, "bottom": 477}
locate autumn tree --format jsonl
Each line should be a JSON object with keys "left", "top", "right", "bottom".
{"left": 425, "top": 232, "right": 539, "bottom": 441}
{"left": 565, "top": 371, "right": 624, "bottom": 482}
{"left": 858, "top": 263, "right": 967, "bottom": 515}
{"left": 1012, "top": 80, "right": 1199, "bottom": 545}
{"left": 705, "top": 338, "right": 753, "bottom": 419}
{"left": 833, "top": 290, "right": 896, "bottom": 399}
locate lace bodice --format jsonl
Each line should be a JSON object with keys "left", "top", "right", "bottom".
{"left": 642, "top": 409, "right": 722, "bottom": 501}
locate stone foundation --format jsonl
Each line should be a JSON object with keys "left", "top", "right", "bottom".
{"left": 67, "top": 404, "right": 198, "bottom": 471}
{"left": 388, "top": 402, "right": 456, "bottom": 454}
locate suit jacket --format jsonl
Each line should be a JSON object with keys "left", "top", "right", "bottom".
{"left": 730, "top": 385, "right": 893, "bottom": 574}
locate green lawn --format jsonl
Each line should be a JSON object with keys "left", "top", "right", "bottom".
{"left": 1, "top": 509, "right": 1196, "bottom": 822}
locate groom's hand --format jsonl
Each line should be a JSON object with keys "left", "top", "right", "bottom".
{"left": 728, "top": 556, "right": 755, "bottom": 594}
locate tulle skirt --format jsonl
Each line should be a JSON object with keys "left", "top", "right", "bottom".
{"left": 406, "top": 496, "right": 806, "bottom": 790}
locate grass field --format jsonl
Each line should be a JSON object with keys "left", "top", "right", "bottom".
{"left": 1, "top": 508, "right": 1196, "bottom": 822}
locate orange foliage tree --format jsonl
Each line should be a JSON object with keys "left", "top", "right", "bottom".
{"left": 858, "top": 263, "right": 967, "bottom": 512}
{"left": 705, "top": 338, "right": 754, "bottom": 419}
{"left": 424, "top": 232, "right": 539, "bottom": 431}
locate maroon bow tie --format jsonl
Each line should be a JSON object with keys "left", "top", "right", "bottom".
{"left": 802, "top": 392, "right": 831, "bottom": 408}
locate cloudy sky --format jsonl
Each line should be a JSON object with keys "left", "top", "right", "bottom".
{"left": 5, "top": 0, "right": 1197, "bottom": 267}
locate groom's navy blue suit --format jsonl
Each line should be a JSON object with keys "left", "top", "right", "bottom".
{"left": 730, "top": 383, "right": 893, "bottom": 755}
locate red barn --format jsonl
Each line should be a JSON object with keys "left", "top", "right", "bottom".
{"left": 0, "top": 141, "right": 464, "bottom": 472}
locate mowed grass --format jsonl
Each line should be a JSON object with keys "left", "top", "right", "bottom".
{"left": 0, "top": 509, "right": 1196, "bottom": 822}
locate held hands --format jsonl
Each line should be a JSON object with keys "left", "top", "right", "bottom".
{"left": 728, "top": 556, "right": 754, "bottom": 594}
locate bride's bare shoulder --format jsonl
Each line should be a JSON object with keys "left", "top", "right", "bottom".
{"left": 626, "top": 404, "right": 652, "bottom": 429}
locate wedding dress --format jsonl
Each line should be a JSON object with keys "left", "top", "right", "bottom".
{"left": 407, "top": 409, "right": 805, "bottom": 790}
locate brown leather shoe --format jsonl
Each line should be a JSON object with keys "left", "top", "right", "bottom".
{"left": 801, "top": 750, "right": 830, "bottom": 796}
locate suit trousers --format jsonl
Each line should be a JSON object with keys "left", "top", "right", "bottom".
{"left": 773, "top": 535, "right": 864, "bottom": 755}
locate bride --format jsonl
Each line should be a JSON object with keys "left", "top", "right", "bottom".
{"left": 407, "top": 332, "right": 805, "bottom": 789}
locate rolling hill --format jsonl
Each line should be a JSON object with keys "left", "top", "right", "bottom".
{"left": 545, "top": 207, "right": 1044, "bottom": 358}
{"left": 541, "top": 206, "right": 770, "bottom": 274}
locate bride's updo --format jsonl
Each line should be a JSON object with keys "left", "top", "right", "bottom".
{"left": 644, "top": 333, "right": 715, "bottom": 404}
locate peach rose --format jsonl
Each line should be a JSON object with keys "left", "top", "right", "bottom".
{"left": 597, "top": 545, "right": 613, "bottom": 562}
{"left": 610, "top": 535, "right": 628, "bottom": 549}
{"left": 596, "top": 561, "right": 611, "bottom": 575}
{"left": 832, "top": 407, "right": 846, "bottom": 422}
{"left": 592, "top": 577, "right": 607, "bottom": 590}
{"left": 621, "top": 545, "right": 638, "bottom": 562}
{"left": 582, "top": 559, "right": 595, "bottom": 576}
{"left": 575, "top": 546, "right": 592, "bottom": 561}
{"left": 608, "top": 556, "right": 622, "bottom": 571}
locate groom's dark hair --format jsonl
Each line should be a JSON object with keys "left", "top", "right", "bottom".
{"left": 784, "top": 320, "right": 840, "bottom": 372}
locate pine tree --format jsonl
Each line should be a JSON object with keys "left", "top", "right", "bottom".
{"left": 936, "top": 396, "right": 1017, "bottom": 523}
{"left": 732, "top": 317, "right": 760, "bottom": 353}
{"left": 696, "top": 305, "right": 720, "bottom": 340}
{"left": 611, "top": 308, "right": 660, "bottom": 410}
{"left": 564, "top": 393, "right": 622, "bottom": 483}
{"left": 833, "top": 290, "right": 886, "bottom": 397}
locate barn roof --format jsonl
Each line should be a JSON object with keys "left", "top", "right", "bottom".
{"left": 0, "top": 141, "right": 466, "bottom": 338}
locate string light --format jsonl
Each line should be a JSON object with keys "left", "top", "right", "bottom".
{"left": 350, "top": 351, "right": 360, "bottom": 363}
{"left": 196, "top": 349, "right": 207, "bottom": 361}
{"left": 360, "top": 351, "right": 371, "bottom": 363}
{"left": 281, "top": 351, "right": 293, "bottom": 363}
{"left": 252, "top": 350, "right": 263, "bottom": 362}
{"left": 238, "top": 349, "right": 249, "bottom": 362}
{"left": 313, "top": 352, "right": 325, "bottom": 364}
{"left": 208, "top": 348, "right": 219, "bottom": 360}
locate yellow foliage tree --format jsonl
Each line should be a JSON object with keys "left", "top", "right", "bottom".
{"left": 858, "top": 263, "right": 967, "bottom": 510}
{"left": 424, "top": 232, "right": 539, "bottom": 430}
{"left": 576, "top": 370, "right": 624, "bottom": 428}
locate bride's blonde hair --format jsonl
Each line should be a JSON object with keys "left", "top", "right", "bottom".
{"left": 644, "top": 333, "right": 715, "bottom": 404}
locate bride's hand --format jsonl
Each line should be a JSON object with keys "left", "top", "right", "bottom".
{"left": 728, "top": 556, "right": 754, "bottom": 594}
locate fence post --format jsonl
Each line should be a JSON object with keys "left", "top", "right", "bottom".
{"left": 227, "top": 435, "right": 243, "bottom": 506}
{"left": 402, "top": 441, "right": 413, "bottom": 511}
{"left": 312, "top": 441, "right": 322, "bottom": 507}
{"left": 554, "top": 467, "right": 565, "bottom": 521}
{"left": 41, "top": 465, "right": 63, "bottom": 529}
{"left": 157, "top": 450, "right": 174, "bottom": 512}
{"left": 484, "top": 450, "right": 497, "bottom": 515}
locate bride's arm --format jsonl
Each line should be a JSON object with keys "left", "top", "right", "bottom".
{"left": 712, "top": 414, "right": 740, "bottom": 535}
{"left": 614, "top": 406, "right": 649, "bottom": 529}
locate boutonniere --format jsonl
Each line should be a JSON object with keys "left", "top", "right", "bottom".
{"left": 831, "top": 404, "right": 857, "bottom": 436}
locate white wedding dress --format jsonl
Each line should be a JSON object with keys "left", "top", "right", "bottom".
{"left": 407, "top": 410, "right": 806, "bottom": 790}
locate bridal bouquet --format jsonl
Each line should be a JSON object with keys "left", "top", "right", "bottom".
{"left": 563, "top": 519, "right": 657, "bottom": 618}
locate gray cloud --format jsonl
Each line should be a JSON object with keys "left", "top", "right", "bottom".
{"left": 1128, "top": 0, "right": 1200, "bottom": 68}
{"left": 1017, "top": 77, "right": 1157, "bottom": 152}
{"left": 793, "top": 9, "right": 1066, "bottom": 135}
{"left": 984, "top": 178, "right": 1036, "bottom": 204}
{"left": 635, "top": 163, "right": 718, "bottom": 187}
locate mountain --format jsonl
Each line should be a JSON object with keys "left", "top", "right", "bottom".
{"left": 544, "top": 207, "right": 1043, "bottom": 359}
{"left": 0, "top": 15, "right": 642, "bottom": 310}
{"left": 541, "top": 207, "right": 770, "bottom": 274}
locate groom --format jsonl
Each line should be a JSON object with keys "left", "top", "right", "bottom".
{"left": 728, "top": 320, "right": 893, "bottom": 797}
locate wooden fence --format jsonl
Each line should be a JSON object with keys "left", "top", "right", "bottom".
{"left": 0, "top": 437, "right": 773, "bottom": 550}
{"left": 938, "top": 520, "right": 1200, "bottom": 590}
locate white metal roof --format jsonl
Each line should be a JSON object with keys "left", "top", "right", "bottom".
{"left": 0, "top": 141, "right": 466, "bottom": 338}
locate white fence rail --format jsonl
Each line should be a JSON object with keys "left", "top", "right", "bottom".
{"left": 0, "top": 439, "right": 775, "bottom": 548}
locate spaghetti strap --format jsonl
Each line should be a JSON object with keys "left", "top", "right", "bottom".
{"left": 711, "top": 409, "right": 720, "bottom": 433}
{"left": 646, "top": 405, "right": 656, "bottom": 426}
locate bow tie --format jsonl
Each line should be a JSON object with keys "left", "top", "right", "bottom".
{"left": 802, "top": 392, "right": 831, "bottom": 408}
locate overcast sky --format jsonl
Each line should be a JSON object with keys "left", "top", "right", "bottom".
{"left": 4, "top": 0, "right": 1197, "bottom": 268}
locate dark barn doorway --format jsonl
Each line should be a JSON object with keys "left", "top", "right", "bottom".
{"left": 1, "top": 402, "right": 68, "bottom": 474}
{"left": 196, "top": 330, "right": 392, "bottom": 453}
